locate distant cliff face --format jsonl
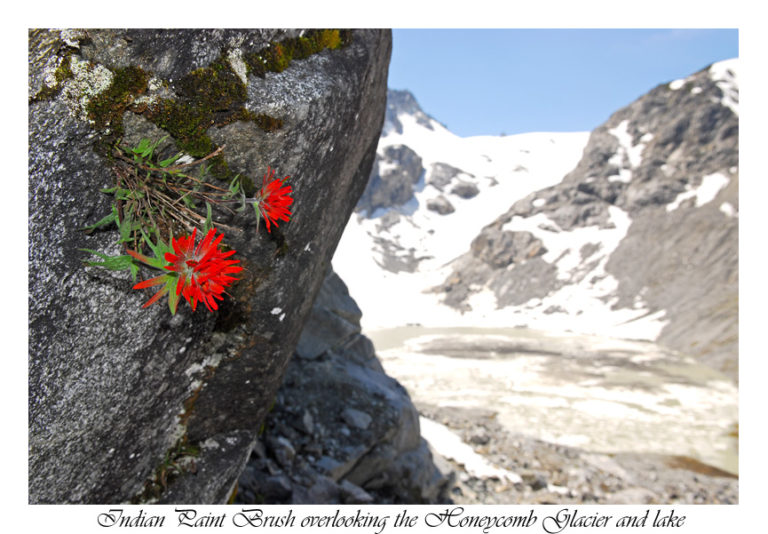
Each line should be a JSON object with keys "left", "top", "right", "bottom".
{"left": 28, "top": 29, "right": 391, "bottom": 503}
{"left": 437, "top": 60, "right": 738, "bottom": 378}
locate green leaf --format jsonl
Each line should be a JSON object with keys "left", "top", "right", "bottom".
{"left": 235, "top": 190, "right": 247, "bottom": 213}
{"left": 81, "top": 209, "right": 117, "bottom": 233}
{"left": 224, "top": 174, "right": 240, "bottom": 199}
{"left": 168, "top": 276, "right": 181, "bottom": 315}
{"left": 132, "top": 138, "right": 150, "bottom": 155}
{"left": 131, "top": 135, "right": 168, "bottom": 163}
{"left": 159, "top": 152, "right": 183, "bottom": 168}
{"left": 204, "top": 202, "right": 213, "bottom": 233}
{"left": 80, "top": 249, "right": 139, "bottom": 282}
{"left": 139, "top": 229, "right": 173, "bottom": 269}
{"left": 143, "top": 135, "right": 168, "bottom": 159}
{"left": 117, "top": 211, "right": 134, "bottom": 244}
{"left": 253, "top": 202, "right": 262, "bottom": 231}
{"left": 114, "top": 188, "right": 137, "bottom": 201}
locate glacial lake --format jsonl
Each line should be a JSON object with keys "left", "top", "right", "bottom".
{"left": 367, "top": 326, "right": 738, "bottom": 475}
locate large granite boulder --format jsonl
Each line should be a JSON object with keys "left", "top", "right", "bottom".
{"left": 29, "top": 28, "right": 391, "bottom": 503}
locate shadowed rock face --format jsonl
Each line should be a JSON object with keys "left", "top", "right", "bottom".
{"left": 29, "top": 29, "right": 391, "bottom": 503}
{"left": 237, "top": 270, "right": 448, "bottom": 505}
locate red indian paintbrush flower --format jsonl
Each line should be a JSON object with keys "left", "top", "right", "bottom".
{"left": 254, "top": 167, "right": 293, "bottom": 232}
{"left": 127, "top": 228, "right": 242, "bottom": 313}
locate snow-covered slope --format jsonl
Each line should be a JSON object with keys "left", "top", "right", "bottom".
{"left": 333, "top": 59, "right": 738, "bottom": 377}
{"left": 333, "top": 89, "right": 590, "bottom": 329}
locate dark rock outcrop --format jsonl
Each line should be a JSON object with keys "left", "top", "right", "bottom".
{"left": 236, "top": 270, "right": 448, "bottom": 504}
{"left": 29, "top": 29, "right": 391, "bottom": 503}
{"left": 470, "top": 229, "right": 547, "bottom": 269}
{"left": 426, "top": 195, "right": 455, "bottom": 215}
{"left": 450, "top": 180, "right": 480, "bottom": 199}
{"left": 356, "top": 144, "right": 424, "bottom": 216}
{"left": 428, "top": 162, "right": 471, "bottom": 192}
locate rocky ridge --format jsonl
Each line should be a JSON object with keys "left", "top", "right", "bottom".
{"left": 434, "top": 60, "right": 738, "bottom": 378}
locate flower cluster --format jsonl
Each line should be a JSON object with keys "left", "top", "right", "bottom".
{"left": 83, "top": 140, "right": 296, "bottom": 315}
{"left": 128, "top": 228, "right": 242, "bottom": 313}
{"left": 254, "top": 166, "right": 293, "bottom": 232}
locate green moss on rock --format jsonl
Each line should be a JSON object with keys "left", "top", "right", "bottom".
{"left": 87, "top": 66, "right": 149, "bottom": 131}
{"left": 144, "top": 98, "right": 216, "bottom": 157}
{"left": 48, "top": 30, "right": 350, "bottom": 187}
{"left": 244, "top": 29, "right": 350, "bottom": 78}
{"left": 176, "top": 58, "right": 248, "bottom": 112}
{"left": 32, "top": 54, "right": 75, "bottom": 102}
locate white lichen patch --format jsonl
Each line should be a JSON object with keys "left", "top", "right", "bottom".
{"left": 172, "top": 341, "right": 233, "bottom": 443}
{"left": 40, "top": 55, "right": 65, "bottom": 92}
{"left": 59, "top": 29, "right": 87, "bottom": 48}
{"left": 201, "top": 438, "right": 221, "bottom": 450}
{"left": 132, "top": 76, "right": 165, "bottom": 109}
{"left": 227, "top": 48, "right": 249, "bottom": 86}
{"left": 270, "top": 307, "right": 282, "bottom": 315}
{"left": 58, "top": 56, "right": 115, "bottom": 123}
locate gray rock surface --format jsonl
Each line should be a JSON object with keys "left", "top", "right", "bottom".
{"left": 357, "top": 144, "right": 424, "bottom": 216}
{"left": 450, "top": 180, "right": 480, "bottom": 199}
{"left": 434, "top": 61, "right": 738, "bottom": 378}
{"left": 470, "top": 228, "right": 547, "bottom": 268}
{"left": 426, "top": 195, "right": 455, "bottom": 215}
{"left": 29, "top": 28, "right": 391, "bottom": 503}
{"left": 235, "top": 270, "right": 449, "bottom": 504}
{"left": 428, "top": 162, "right": 472, "bottom": 192}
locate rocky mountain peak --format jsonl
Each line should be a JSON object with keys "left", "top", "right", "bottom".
{"left": 383, "top": 89, "right": 446, "bottom": 136}
{"left": 557, "top": 59, "right": 738, "bottom": 215}
{"left": 434, "top": 58, "right": 738, "bottom": 378}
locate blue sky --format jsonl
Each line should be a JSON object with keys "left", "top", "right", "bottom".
{"left": 387, "top": 29, "right": 739, "bottom": 137}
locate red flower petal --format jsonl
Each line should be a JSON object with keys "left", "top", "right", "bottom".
{"left": 257, "top": 167, "right": 294, "bottom": 233}
{"left": 132, "top": 228, "right": 241, "bottom": 313}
